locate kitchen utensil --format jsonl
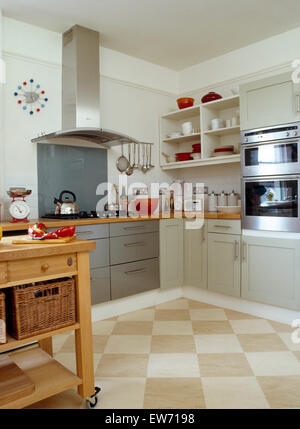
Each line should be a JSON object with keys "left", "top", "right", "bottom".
{"left": 137, "top": 143, "right": 142, "bottom": 169}
{"left": 218, "top": 191, "right": 228, "bottom": 206}
{"left": 54, "top": 190, "right": 79, "bottom": 215}
{"left": 176, "top": 97, "right": 194, "bottom": 109}
{"left": 216, "top": 206, "right": 241, "bottom": 214}
{"left": 208, "top": 191, "right": 218, "bottom": 212}
{"left": 126, "top": 144, "right": 134, "bottom": 176}
{"left": 116, "top": 144, "right": 130, "bottom": 173}
{"left": 142, "top": 144, "right": 148, "bottom": 173}
{"left": 201, "top": 91, "right": 222, "bottom": 103}
{"left": 211, "top": 118, "right": 225, "bottom": 130}
{"left": 133, "top": 143, "right": 138, "bottom": 169}
{"left": 228, "top": 190, "right": 238, "bottom": 206}
{"left": 149, "top": 144, "right": 154, "bottom": 168}
{"left": 182, "top": 121, "right": 193, "bottom": 135}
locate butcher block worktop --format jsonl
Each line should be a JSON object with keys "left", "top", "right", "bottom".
{"left": 0, "top": 212, "right": 241, "bottom": 232}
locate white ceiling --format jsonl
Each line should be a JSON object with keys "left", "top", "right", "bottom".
{"left": 1, "top": 0, "right": 300, "bottom": 70}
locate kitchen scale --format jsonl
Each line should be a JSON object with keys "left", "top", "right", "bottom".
{"left": 7, "top": 188, "right": 31, "bottom": 223}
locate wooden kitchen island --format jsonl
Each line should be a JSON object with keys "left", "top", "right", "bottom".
{"left": 0, "top": 236, "right": 96, "bottom": 409}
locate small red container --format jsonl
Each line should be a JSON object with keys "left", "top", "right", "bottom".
{"left": 201, "top": 91, "right": 222, "bottom": 103}
{"left": 192, "top": 143, "right": 201, "bottom": 153}
{"left": 214, "top": 147, "right": 234, "bottom": 153}
{"left": 176, "top": 97, "right": 194, "bottom": 110}
{"left": 176, "top": 152, "right": 193, "bottom": 161}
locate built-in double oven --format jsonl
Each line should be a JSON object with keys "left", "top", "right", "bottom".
{"left": 241, "top": 122, "right": 300, "bottom": 232}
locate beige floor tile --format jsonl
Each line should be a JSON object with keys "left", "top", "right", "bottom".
{"left": 112, "top": 321, "right": 153, "bottom": 335}
{"left": 195, "top": 334, "right": 243, "bottom": 354}
{"left": 92, "top": 320, "right": 116, "bottom": 335}
{"left": 237, "top": 334, "right": 288, "bottom": 352}
{"left": 95, "top": 377, "right": 146, "bottom": 409}
{"left": 144, "top": 378, "right": 206, "bottom": 409}
{"left": 230, "top": 319, "right": 275, "bottom": 334}
{"left": 147, "top": 353, "right": 200, "bottom": 378}
{"left": 293, "top": 351, "right": 300, "bottom": 362}
{"left": 188, "top": 300, "right": 219, "bottom": 309}
{"left": 52, "top": 334, "right": 71, "bottom": 354}
{"left": 96, "top": 354, "right": 148, "bottom": 377}
{"left": 26, "top": 387, "right": 85, "bottom": 409}
{"left": 257, "top": 376, "right": 300, "bottom": 408}
{"left": 192, "top": 320, "right": 234, "bottom": 335}
{"left": 224, "top": 309, "right": 259, "bottom": 320}
{"left": 55, "top": 352, "right": 102, "bottom": 374}
{"left": 156, "top": 299, "right": 189, "bottom": 310}
{"left": 278, "top": 332, "right": 300, "bottom": 351}
{"left": 57, "top": 334, "right": 75, "bottom": 353}
{"left": 155, "top": 309, "right": 190, "bottom": 321}
{"left": 104, "top": 335, "right": 152, "bottom": 354}
{"left": 268, "top": 320, "right": 293, "bottom": 332}
{"left": 93, "top": 335, "right": 109, "bottom": 353}
{"left": 190, "top": 309, "right": 227, "bottom": 321}
{"left": 151, "top": 335, "right": 196, "bottom": 353}
{"left": 202, "top": 377, "right": 269, "bottom": 409}
{"left": 198, "top": 353, "right": 253, "bottom": 377}
{"left": 246, "top": 351, "right": 300, "bottom": 376}
{"left": 153, "top": 321, "right": 193, "bottom": 335}
{"left": 118, "top": 309, "right": 155, "bottom": 321}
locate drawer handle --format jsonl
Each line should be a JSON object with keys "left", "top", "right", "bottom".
{"left": 235, "top": 241, "right": 239, "bottom": 260}
{"left": 41, "top": 263, "right": 49, "bottom": 271}
{"left": 214, "top": 225, "right": 231, "bottom": 228}
{"left": 123, "top": 225, "right": 145, "bottom": 230}
{"left": 124, "top": 242, "right": 145, "bottom": 247}
{"left": 202, "top": 224, "right": 206, "bottom": 242}
{"left": 125, "top": 268, "right": 146, "bottom": 275}
{"left": 67, "top": 257, "right": 73, "bottom": 267}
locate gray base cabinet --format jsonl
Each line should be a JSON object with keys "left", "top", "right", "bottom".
{"left": 184, "top": 219, "right": 207, "bottom": 289}
{"left": 241, "top": 235, "right": 300, "bottom": 310}
{"left": 90, "top": 267, "right": 111, "bottom": 305}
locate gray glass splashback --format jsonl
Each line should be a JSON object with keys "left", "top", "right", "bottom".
{"left": 37, "top": 144, "right": 107, "bottom": 215}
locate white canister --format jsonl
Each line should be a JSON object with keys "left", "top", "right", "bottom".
{"left": 182, "top": 121, "right": 193, "bottom": 135}
{"left": 211, "top": 118, "right": 225, "bottom": 130}
{"left": 225, "top": 119, "right": 231, "bottom": 128}
{"left": 228, "top": 190, "right": 238, "bottom": 206}
{"left": 231, "top": 117, "right": 239, "bottom": 127}
{"left": 218, "top": 191, "right": 228, "bottom": 207}
{"left": 208, "top": 192, "right": 218, "bottom": 212}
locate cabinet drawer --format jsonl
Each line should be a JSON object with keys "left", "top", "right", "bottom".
{"left": 90, "top": 238, "right": 109, "bottom": 269}
{"left": 7, "top": 253, "right": 77, "bottom": 284}
{"left": 109, "top": 221, "right": 159, "bottom": 237}
{"left": 75, "top": 224, "right": 109, "bottom": 240}
{"left": 90, "top": 267, "right": 110, "bottom": 305}
{"left": 110, "top": 232, "right": 159, "bottom": 265}
{"left": 111, "top": 258, "right": 159, "bottom": 300}
{"left": 208, "top": 219, "right": 241, "bottom": 235}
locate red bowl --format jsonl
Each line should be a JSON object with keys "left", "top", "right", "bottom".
{"left": 177, "top": 97, "right": 194, "bottom": 110}
{"left": 176, "top": 152, "right": 193, "bottom": 161}
{"left": 214, "top": 147, "right": 234, "bottom": 153}
{"left": 201, "top": 92, "right": 222, "bottom": 103}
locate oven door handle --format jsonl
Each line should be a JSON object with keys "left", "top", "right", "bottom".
{"left": 242, "top": 139, "right": 300, "bottom": 149}
{"left": 243, "top": 175, "right": 300, "bottom": 182}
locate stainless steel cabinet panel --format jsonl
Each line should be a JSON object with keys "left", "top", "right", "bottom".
{"left": 109, "top": 221, "right": 159, "bottom": 237}
{"left": 110, "top": 258, "right": 159, "bottom": 300}
{"left": 90, "top": 267, "right": 111, "bottom": 305}
{"left": 110, "top": 232, "right": 159, "bottom": 265}
{"left": 76, "top": 224, "right": 109, "bottom": 240}
{"left": 90, "top": 238, "right": 109, "bottom": 269}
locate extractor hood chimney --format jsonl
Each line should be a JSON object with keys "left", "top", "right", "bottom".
{"left": 32, "top": 25, "right": 139, "bottom": 148}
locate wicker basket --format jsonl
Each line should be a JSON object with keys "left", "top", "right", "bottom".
{"left": 0, "top": 292, "right": 6, "bottom": 344}
{"left": 8, "top": 278, "right": 76, "bottom": 340}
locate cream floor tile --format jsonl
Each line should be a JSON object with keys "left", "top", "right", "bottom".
{"left": 104, "top": 335, "right": 152, "bottom": 354}
{"left": 155, "top": 309, "right": 190, "bottom": 321}
{"left": 224, "top": 309, "right": 259, "bottom": 320}
{"left": 95, "top": 377, "right": 146, "bottom": 409}
{"left": 257, "top": 376, "right": 300, "bottom": 409}
{"left": 96, "top": 354, "right": 149, "bottom": 377}
{"left": 151, "top": 335, "right": 196, "bottom": 353}
{"left": 230, "top": 319, "right": 275, "bottom": 334}
{"left": 195, "top": 334, "right": 243, "bottom": 354}
{"left": 117, "top": 309, "right": 155, "bottom": 322}
{"left": 246, "top": 351, "right": 300, "bottom": 376}
{"left": 92, "top": 320, "right": 116, "bottom": 335}
{"left": 202, "top": 377, "right": 269, "bottom": 409}
{"left": 93, "top": 335, "right": 110, "bottom": 353}
{"left": 144, "top": 378, "right": 206, "bottom": 409}
{"left": 188, "top": 300, "right": 220, "bottom": 309}
{"left": 112, "top": 321, "right": 153, "bottom": 335}
{"left": 198, "top": 353, "right": 253, "bottom": 377}
{"left": 237, "top": 334, "right": 288, "bottom": 352}
{"left": 278, "top": 332, "right": 300, "bottom": 351}
{"left": 192, "top": 320, "right": 234, "bottom": 335}
{"left": 153, "top": 321, "right": 193, "bottom": 335}
{"left": 190, "top": 309, "right": 227, "bottom": 321}
{"left": 56, "top": 334, "right": 75, "bottom": 353}
{"left": 55, "top": 352, "right": 102, "bottom": 374}
{"left": 155, "top": 299, "right": 189, "bottom": 310}
{"left": 52, "top": 334, "right": 71, "bottom": 354}
{"left": 147, "top": 353, "right": 200, "bottom": 378}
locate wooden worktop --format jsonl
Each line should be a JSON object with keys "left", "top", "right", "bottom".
{"left": 0, "top": 212, "right": 241, "bottom": 232}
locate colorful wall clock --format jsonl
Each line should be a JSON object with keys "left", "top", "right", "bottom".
{"left": 13, "top": 79, "right": 48, "bottom": 115}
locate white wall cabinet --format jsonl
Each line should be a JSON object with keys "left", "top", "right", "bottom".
{"left": 208, "top": 232, "right": 241, "bottom": 297}
{"left": 159, "top": 218, "right": 184, "bottom": 289}
{"left": 184, "top": 219, "right": 207, "bottom": 289}
{"left": 241, "top": 235, "right": 300, "bottom": 310}
{"left": 240, "top": 72, "right": 300, "bottom": 130}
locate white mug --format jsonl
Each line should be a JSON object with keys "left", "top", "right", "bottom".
{"left": 182, "top": 121, "right": 193, "bottom": 135}
{"left": 211, "top": 118, "right": 224, "bottom": 130}
{"left": 225, "top": 119, "right": 231, "bottom": 128}
{"left": 231, "top": 117, "right": 239, "bottom": 127}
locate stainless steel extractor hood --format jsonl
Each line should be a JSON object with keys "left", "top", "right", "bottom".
{"left": 32, "top": 25, "right": 139, "bottom": 148}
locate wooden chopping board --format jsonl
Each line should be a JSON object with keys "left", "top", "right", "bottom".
{"left": 0, "top": 354, "right": 35, "bottom": 406}
{"left": 12, "top": 235, "right": 77, "bottom": 245}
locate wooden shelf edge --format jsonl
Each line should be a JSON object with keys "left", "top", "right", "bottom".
{"left": 204, "top": 126, "right": 240, "bottom": 136}
{"left": 162, "top": 132, "right": 201, "bottom": 143}
{"left": 0, "top": 271, "right": 78, "bottom": 289}
{"left": 0, "top": 323, "right": 80, "bottom": 353}
{"left": 161, "top": 154, "right": 240, "bottom": 170}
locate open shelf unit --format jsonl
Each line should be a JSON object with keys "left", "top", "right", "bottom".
{"left": 159, "top": 95, "right": 240, "bottom": 170}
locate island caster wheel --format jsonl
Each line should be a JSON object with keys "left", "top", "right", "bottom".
{"left": 86, "top": 386, "right": 101, "bottom": 409}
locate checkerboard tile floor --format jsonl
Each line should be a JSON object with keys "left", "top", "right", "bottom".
{"left": 27, "top": 298, "right": 300, "bottom": 409}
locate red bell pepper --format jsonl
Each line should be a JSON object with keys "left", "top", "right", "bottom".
{"left": 28, "top": 223, "right": 47, "bottom": 238}
{"left": 54, "top": 226, "right": 76, "bottom": 238}
{"left": 43, "top": 231, "right": 59, "bottom": 239}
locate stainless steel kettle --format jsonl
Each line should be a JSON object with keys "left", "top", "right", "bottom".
{"left": 54, "top": 190, "right": 79, "bottom": 215}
